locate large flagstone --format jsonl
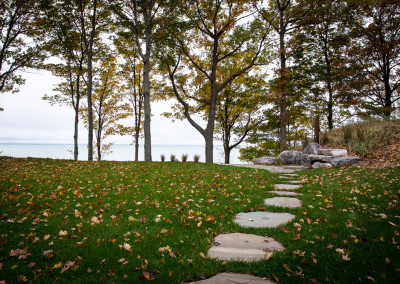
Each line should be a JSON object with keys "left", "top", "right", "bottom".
{"left": 269, "top": 190, "right": 303, "bottom": 196}
{"left": 264, "top": 197, "right": 302, "bottom": 208}
{"left": 207, "top": 233, "right": 284, "bottom": 261}
{"left": 274, "top": 184, "right": 302, "bottom": 190}
{"left": 189, "top": 272, "right": 274, "bottom": 283}
{"left": 234, "top": 211, "right": 295, "bottom": 228}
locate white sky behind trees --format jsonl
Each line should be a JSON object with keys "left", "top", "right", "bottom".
{"left": 0, "top": 70, "right": 206, "bottom": 145}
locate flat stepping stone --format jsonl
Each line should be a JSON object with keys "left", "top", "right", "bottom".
{"left": 269, "top": 190, "right": 303, "bottom": 196}
{"left": 287, "top": 180, "right": 303, "bottom": 184}
{"left": 234, "top": 212, "right": 295, "bottom": 228}
{"left": 207, "top": 233, "right": 284, "bottom": 261}
{"left": 264, "top": 197, "right": 302, "bottom": 208}
{"left": 189, "top": 272, "right": 274, "bottom": 283}
{"left": 274, "top": 184, "right": 302, "bottom": 190}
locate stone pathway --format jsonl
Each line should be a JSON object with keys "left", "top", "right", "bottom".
{"left": 234, "top": 211, "right": 295, "bottom": 228}
{"left": 273, "top": 184, "right": 302, "bottom": 190}
{"left": 195, "top": 165, "right": 306, "bottom": 283}
{"left": 190, "top": 273, "right": 274, "bottom": 284}
{"left": 264, "top": 197, "right": 302, "bottom": 208}
{"left": 207, "top": 233, "right": 285, "bottom": 261}
{"left": 269, "top": 190, "right": 303, "bottom": 196}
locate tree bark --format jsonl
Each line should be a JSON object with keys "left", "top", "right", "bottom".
{"left": 143, "top": 55, "right": 152, "bottom": 161}
{"left": 279, "top": 13, "right": 287, "bottom": 152}
{"left": 313, "top": 115, "right": 320, "bottom": 143}
{"left": 73, "top": 74, "right": 80, "bottom": 161}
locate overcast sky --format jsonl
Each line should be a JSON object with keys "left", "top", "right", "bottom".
{"left": 0, "top": 70, "right": 207, "bottom": 145}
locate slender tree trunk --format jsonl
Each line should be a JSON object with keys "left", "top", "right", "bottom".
{"left": 314, "top": 115, "right": 320, "bottom": 143}
{"left": 143, "top": 27, "right": 152, "bottom": 161}
{"left": 73, "top": 74, "right": 80, "bottom": 161}
{"left": 324, "top": 38, "right": 334, "bottom": 129}
{"left": 279, "top": 25, "right": 287, "bottom": 152}
{"left": 97, "top": 133, "right": 101, "bottom": 161}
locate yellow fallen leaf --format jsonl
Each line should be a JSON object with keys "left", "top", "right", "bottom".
{"left": 53, "top": 262, "right": 63, "bottom": 269}
{"left": 199, "top": 252, "right": 205, "bottom": 258}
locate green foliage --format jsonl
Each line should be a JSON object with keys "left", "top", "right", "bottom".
{"left": 0, "top": 0, "right": 46, "bottom": 94}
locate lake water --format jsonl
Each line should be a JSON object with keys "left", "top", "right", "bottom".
{"left": 0, "top": 143, "right": 245, "bottom": 164}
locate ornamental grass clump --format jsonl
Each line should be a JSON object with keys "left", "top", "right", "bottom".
{"left": 193, "top": 154, "right": 200, "bottom": 163}
{"left": 160, "top": 154, "right": 165, "bottom": 162}
{"left": 170, "top": 154, "right": 177, "bottom": 162}
{"left": 181, "top": 154, "right": 188, "bottom": 163}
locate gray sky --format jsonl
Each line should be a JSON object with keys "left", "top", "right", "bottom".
{"left": 0, "top": 70, "right": 206, "bottom": 145}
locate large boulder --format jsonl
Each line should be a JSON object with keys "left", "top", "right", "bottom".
{"left": 330, "top": 156, "right": 360, "bottom": 166}
{"left": 318, "top": 148, "right": 348, "bottom": 157}
{"left": 308, "top": 154, "right": 332, "bottom": 163}
{"left": 254, "top": 156, "right": 276, "bottom": 165}
{"left": 303, "top": 142, "right": 321, "bottom": 155}
{"left": 312, "top": 162, "right": 333, "bottom": 169}
{"left": 278, "top": 151, "right": 311, "bottom": 167}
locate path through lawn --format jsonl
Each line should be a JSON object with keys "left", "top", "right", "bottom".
{"left": 0, "top": 157, "right": 399, "bottom": 283}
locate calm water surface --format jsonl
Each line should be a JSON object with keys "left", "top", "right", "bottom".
{"left": 0, "top": 144, "right": 244, "bottom": 164}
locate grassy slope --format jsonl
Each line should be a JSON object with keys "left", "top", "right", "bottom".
{"left": 322, "top": 119, "right": 400, "bottom": 168}
{"left": 0, "top": 157, "right": 399, "bottom": 283}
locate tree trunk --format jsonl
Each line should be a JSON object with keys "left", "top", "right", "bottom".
{"left": 279, "top": 25, "right": 287, "bottom": 152}
{"left": 135, "top": 128, "right": 139, "bottom": 161}
{"left": 97, "top": 134, "right": 101, "bottom": 161}
{"left": 143, "top": 56, "right": 151, "bottom": 161}
{"left": 224, "top": 146, "right": 231, "bottom": 164}
{"left": 314, "top": 115, "right": 320, "bottom": 143}
{"left": 204, "top": 131, "right": 214, "bottom": 164}
{"left": 324, "top": 39, "right": 334, "bottom": 129}
{"left": 73, "top": 74, "right": 80, "bottom": 161}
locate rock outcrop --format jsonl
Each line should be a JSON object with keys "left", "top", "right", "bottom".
{"left": 253, "top": 143, "right": 360, "bottom": 168}
{"left": 277, "top": 151, "right": 311, "bottom": 167}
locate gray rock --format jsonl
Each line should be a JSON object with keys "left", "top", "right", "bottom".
{"left": 274, "top": 184, "right": 302, "bottom": 190}
{"left": 189, "top": 273, "right": 274, "bottom": 284}
{"left": 234, "top": 211, "right": 295, "bottom": 228}
{"left": 207, "top": 233, "right": 285, "bottom": 261}
{"left": 303, "top": 142, "right": 321, "bottom": 155}
{"left": 269, "top": 190, "right": 303, "bottom": 196}
{"left": 312, "top": 162, "right": 333, "bottom": 169}
{"left": 330, "top": 156, "right": 360, "bottom": 166}
{"left": 318, "top": 149, "right": 348, "bottom": 157}
{"left": 254, "top": 156, "right": 276, "bottom": 165}
{"left": 264, "top": 197, "right": 302, "bottom": 208}
{"left": 278, "top": 151, "right": 311, "bottom": 167}
{"left": 308, "top": 154, "right": 332, "bottom": 163}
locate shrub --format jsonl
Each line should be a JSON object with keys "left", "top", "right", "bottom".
{"left": 170, "top": 154, "right": 177, "bottom": 162}
{"left": 321, "top": 132, "right": 329, "bottom": 146}
{"left": 343, "top": 125, "right": 353, "bottom": 143}
{"left": 161, "top": 154, "right": 165, "bottom": 162}
{"left": 193, "top": 155, "right": 200, "bottom": 163}
{"left": 181, "top": 154, "right": 188, "bottom": 163}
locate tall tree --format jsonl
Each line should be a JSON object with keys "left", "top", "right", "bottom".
{"left": 296, "top": 0, "right": 352, "bottom": 130}
{"left": 42, "top": 0, "right": 87, "bottom": 160}
{"left": 161, "top": 0, "right": 269, "bottom": 163}
{"left": 347, "top": 0, "right": 400, "bottom": 118}
{"left": 109, "top": 0, "right": 171, "bottom": 161}
{"left": 0, "top": 0, "right": 46, "bottom": 95}
{"left": 114, "top": 33, "right": 144, "bottom": 161}
{"left": 80, "top": 56, "right": 132, "bottom": 161}
{"left": 257, "top": 0, "right": 316, "bottom": 151}
{"left": 216, "top": 72, "right": 268, "bottom": 164}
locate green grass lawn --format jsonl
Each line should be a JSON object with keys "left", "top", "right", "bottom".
{"left": 0, "top": 157, "right": 399, "bottom": 283}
